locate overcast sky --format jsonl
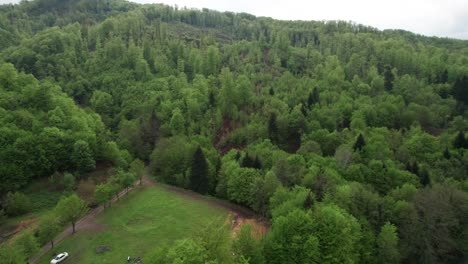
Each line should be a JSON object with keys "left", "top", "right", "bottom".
{"left": 1, "top": 0, "right": 467, "bottom": 39}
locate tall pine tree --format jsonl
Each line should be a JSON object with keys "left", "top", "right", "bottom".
{"left": 384, "top": 65, "right": 394, "bottom": 91}
{"left": 307, "top": 87, "right": 320, "bottom": 109}
{"left": 140, "top": 110, "right": 160, "bottom": 158}
{"left": 443, "top": 147, "right": 451, "bottom": 159}
{"left": 303, "top": 192, "right": 314, "bottom": 210}
{"left": 353, "top": 133, "right": 366, "bottom": 151}
{"left": 453, "top": 131, "right": 466, "bottom": 149}
{"left": 268, "top": 113, "right": 279, "bottom": 144}
{"left": 453, "top": 76, "right": 468, "bottom": 105}
{"left": 418, "top": 167, "right": 431, "bottom": 187}
{"left": 189, "top": 146, "right": 209, "bottom": 194}
{"left": 269, "top": 87, "right": 275, "bottom": 96}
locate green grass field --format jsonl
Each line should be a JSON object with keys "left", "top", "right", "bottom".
{"left": 37, "top": 186, "right": 228, "bottom": 264}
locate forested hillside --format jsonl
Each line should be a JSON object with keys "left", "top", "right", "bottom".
{"left": 0, "top": 0, "right": 467, "bottom": 263}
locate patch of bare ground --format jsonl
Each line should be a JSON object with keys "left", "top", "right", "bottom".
{"left": 228, "top": 212, "right": 269, "bottom": 239}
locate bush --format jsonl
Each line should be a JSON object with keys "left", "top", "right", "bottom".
{"left": 62, "top": 173, "right": 76, "bottom": 191}
{"left": 48, "top": 172, "right": 76, "bottom": 191}
{"left": 4, "top": 192, "right": 32, "bottom": 217}
{"left": 48, "top": 171, "right": 62, "bottom": 186}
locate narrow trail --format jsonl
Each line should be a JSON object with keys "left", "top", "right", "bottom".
{"left": 30, "top": 175, "right": 269, "bottom": 263}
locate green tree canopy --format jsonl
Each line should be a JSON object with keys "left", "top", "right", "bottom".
{"left": 55, "top": 194, "right": 88, "bottom": 234}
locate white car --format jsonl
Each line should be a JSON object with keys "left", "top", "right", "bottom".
{"left": 50, "top": 252, "right": 68, "bottom": 264}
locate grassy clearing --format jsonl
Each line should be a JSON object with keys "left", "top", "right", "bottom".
{"left": 37, "top": 186, "right": 228, "bottom": 264}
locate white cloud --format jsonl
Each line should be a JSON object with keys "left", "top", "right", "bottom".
{"left": 1, "top": 0, "right": 467, "bottom": 39}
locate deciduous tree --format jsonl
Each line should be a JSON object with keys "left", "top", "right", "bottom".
{"left": 55, "top": 194, "right": 87, "bottom": 234}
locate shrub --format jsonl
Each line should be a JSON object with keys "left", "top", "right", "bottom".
{"left": 4, "top": 192, "right": 32, "bottom": 216}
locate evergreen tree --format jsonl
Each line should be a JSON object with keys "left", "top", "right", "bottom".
{"left": 439, "top": 69, "right": 448, "bottom": 83}
{"left": 268, "top": 113, "right": 279, "bottom": 144}
{"left": 453, "top": 131, "right": 466, "bottom": 149}
{"left": 384, "top": 65, "right": 394, "bottom": 91}
{"left": 234, "top": 151, "right": 241, "bottom": 161}
{"left": 301, "top": 103, "right": 308, "bottom": 116}
{"left": 418, "top": 167, "right": 431, "bottom": 187}
{"left": 269, "top": 87, "right": 275, "bottom": 96}
{"left": 139, "top": 110, "right": 160, "bottom": 159}
{"left": 353, "top": 133, "right": 366, "bottom": 151}
{"left": 143, "top": 110, "right": 160, "bottom": 147}
{"left": 443, "top": 147, "right": 451, "bottom": 159}
{"left": 219, "top": 67, "right": 237, "bottom": 118}
{"left": 205, "top": 46, "right": 219, "bottom": 76}
{"left": 208, "top": 91, "right": 216, "bottom": 107}
{"left": 189, "top": 146, "right": 209, "bottom": 194}
{"left": 241, "top": 153, "right": 255, "bottom": 168}
{"left": 453, "top": 76, "right": 468, "bottom": 105}
{"left": 405, "top": 162, "right": 412, "bottom": 173}
{"left": 307, "top": 92, "right": 314, "bottom": 108}
{"left": 411, "top": 162, "right": 419, "bottom": 175}
{"left": 253, "top": 156, "right": 262, "bottom": 170}
{"left": 303, "top": 192, "right": 314, "bottom": 210}
{"left": 241, "top": 154, "right": 262, "bottom": 170}
{"left": 307, "top": 87, "right": 320, "bottom": 109}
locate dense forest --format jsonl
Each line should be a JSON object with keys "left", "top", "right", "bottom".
{"left": 0, "top": 0, "right": 467, "bottom": 263}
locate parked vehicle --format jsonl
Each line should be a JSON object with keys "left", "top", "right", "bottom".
{"left": 50, "top": 252, "right": 68, "bottom": 264}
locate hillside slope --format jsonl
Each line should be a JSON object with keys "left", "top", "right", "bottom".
{"left": 0, "top": 0, "right": 467, "bottom": 263}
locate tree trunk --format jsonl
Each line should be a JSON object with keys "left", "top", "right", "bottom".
{"left": 51, "top": 240, "right": 54, "bottom": 248}
{"left": 72, "top": 222, "right": 76, "bottom": 234}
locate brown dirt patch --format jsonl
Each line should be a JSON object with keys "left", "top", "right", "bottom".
{"left": 213, "top": 118, "right": 246, "bottom": 154}
{"left": 228, "top": 212, "right": 269, "bottom": 239}
{"left": 77, "top": 162, "right": 115, "bottom": 203}
{"left": 15, "top": 218, "right": 37, "bottom": 232}
{"left": 1, "top": 217, "right": 38, "bottom": 242}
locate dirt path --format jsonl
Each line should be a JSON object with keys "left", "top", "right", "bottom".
{"left": 31, "top": 175, "right": 269, "bottom": 263}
